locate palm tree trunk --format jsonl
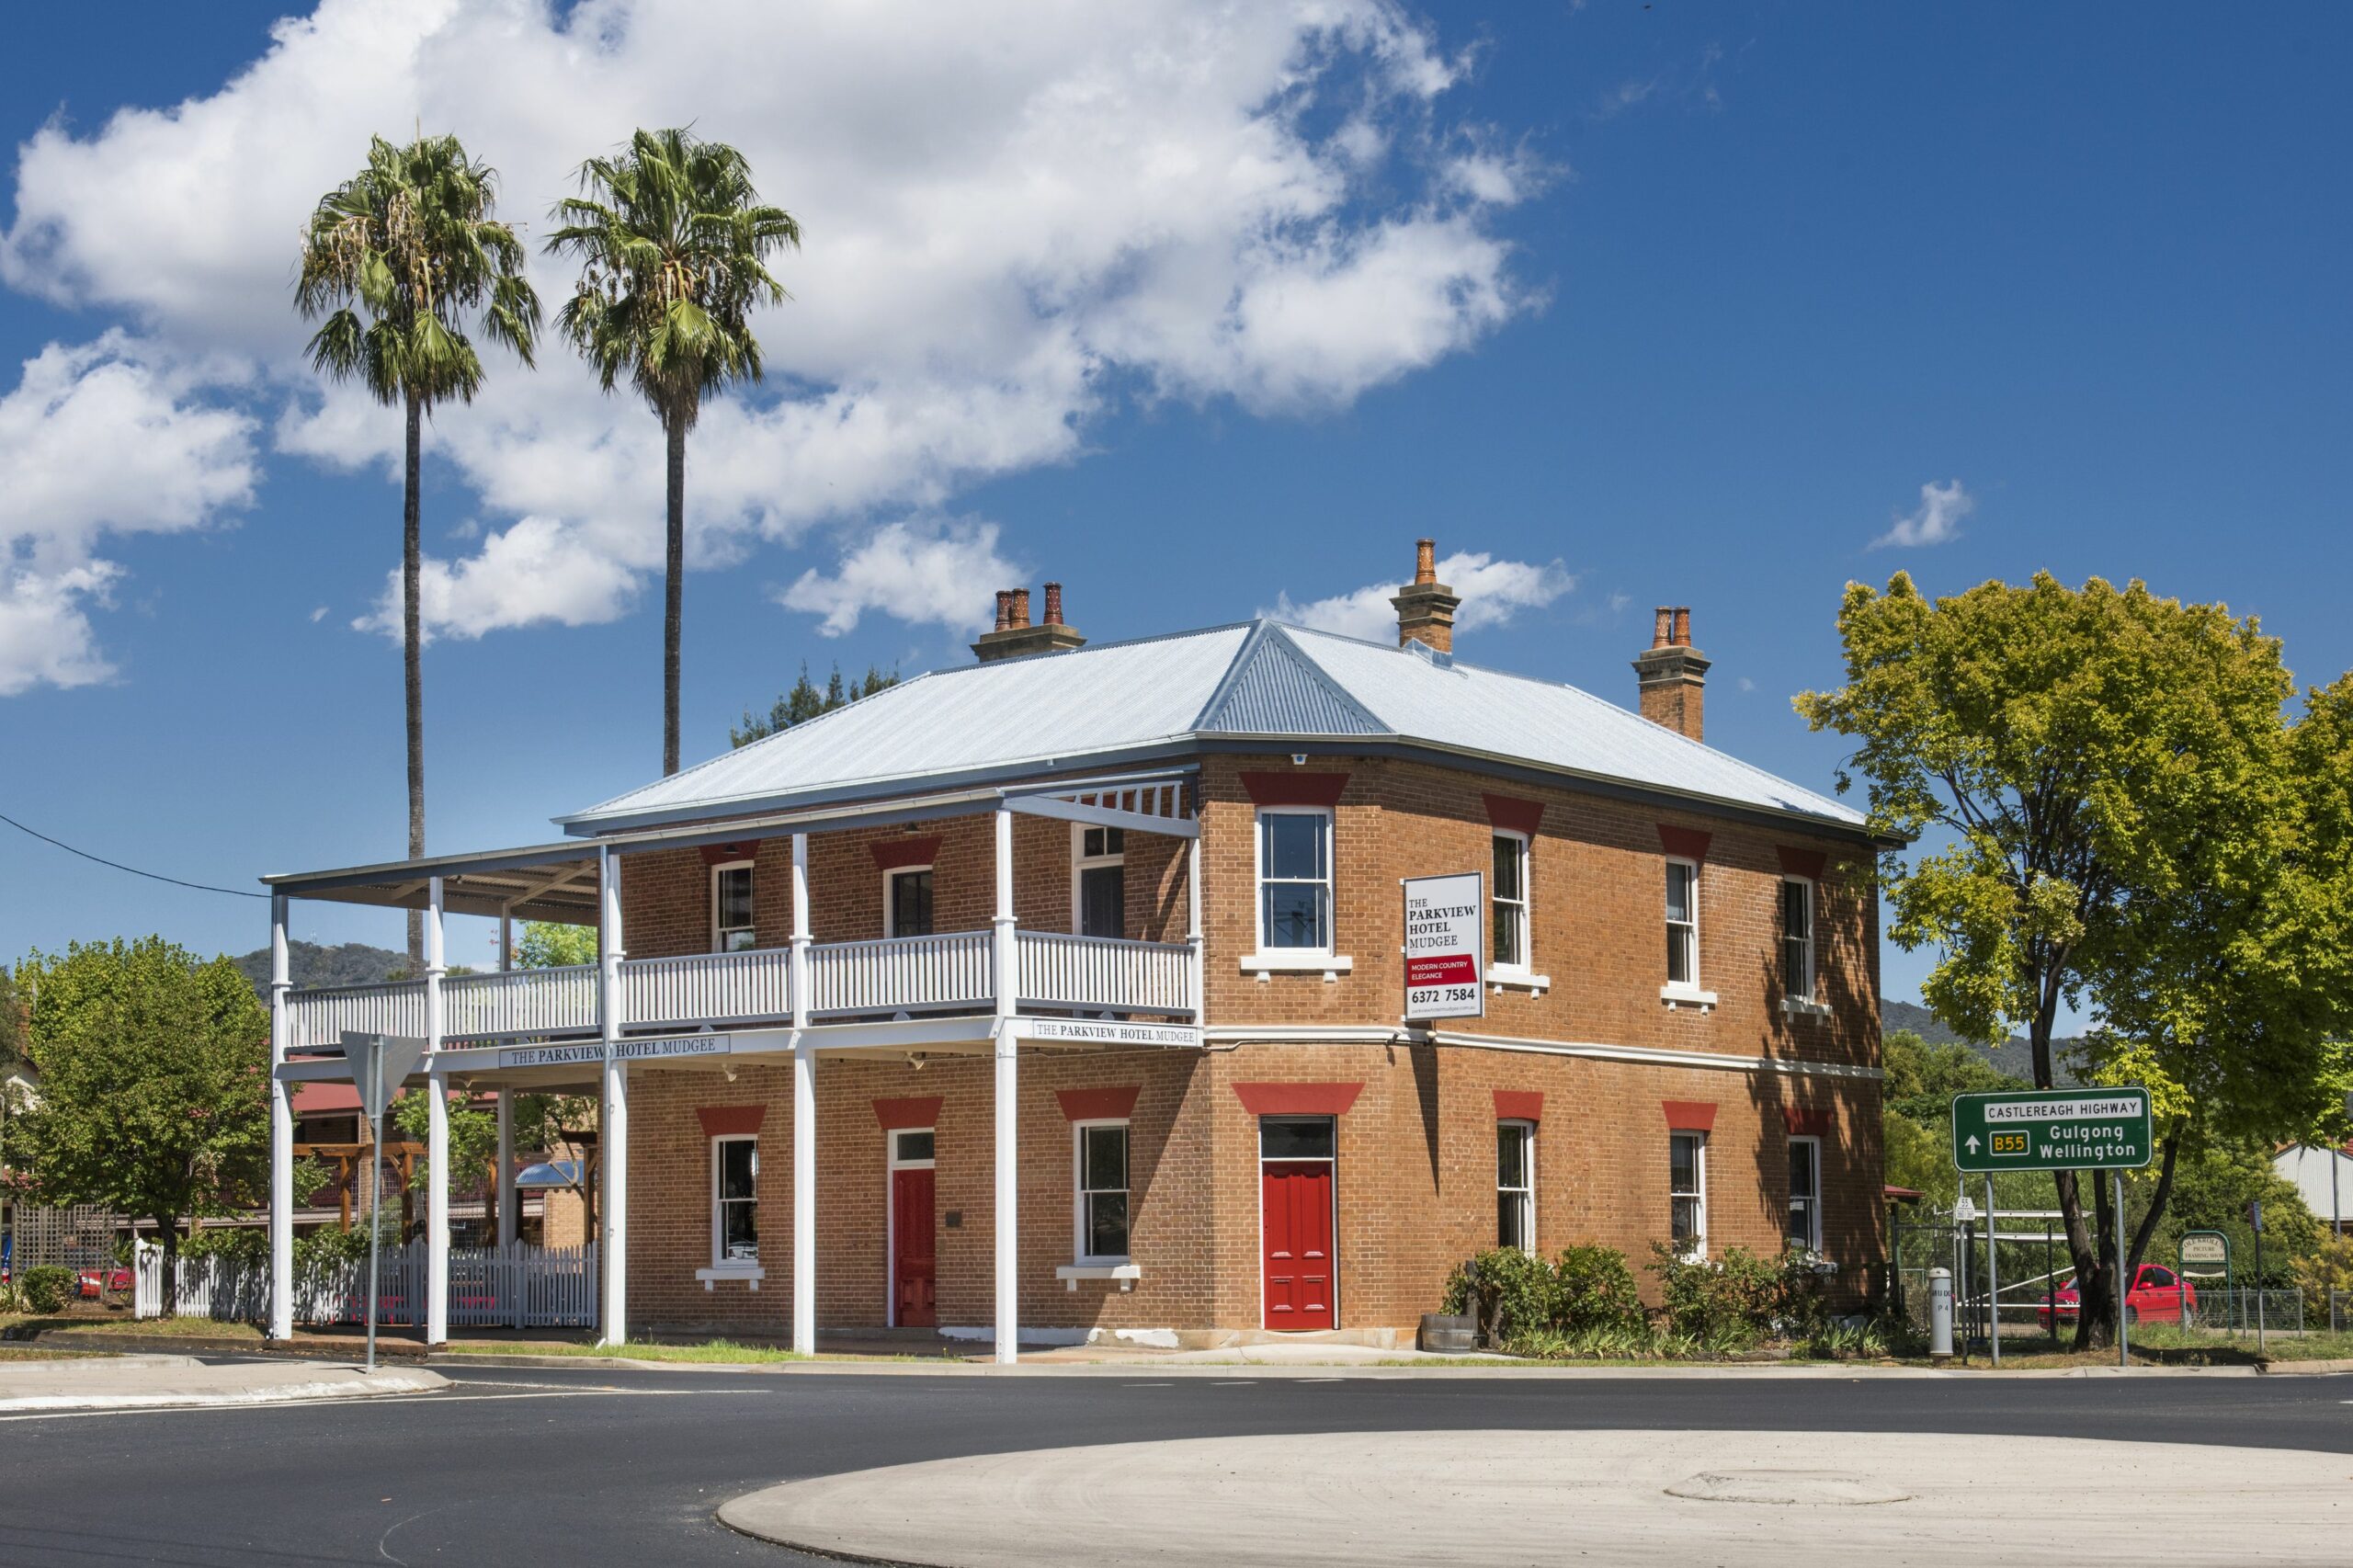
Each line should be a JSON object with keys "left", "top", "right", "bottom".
{"left": 663, "top": 409, "right": 687, "bottom": 777}
{"left": 404, "top": 392, "right": 426, "bottom": 967}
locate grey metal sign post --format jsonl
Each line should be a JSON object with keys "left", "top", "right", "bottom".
{"left": 1984, "top": 1176, "right": 2000, "bottom": 1367}
{"left": 343, "top": 1031, "right": 427, "bottom": 1374}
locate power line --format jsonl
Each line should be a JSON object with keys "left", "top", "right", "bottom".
{"left": 0, "top": 809, "right": 267, "bottom": 899}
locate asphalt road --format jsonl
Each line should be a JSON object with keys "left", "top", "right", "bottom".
{"left": 2, "top": 1363, "right": 2347, "bottom": 1567}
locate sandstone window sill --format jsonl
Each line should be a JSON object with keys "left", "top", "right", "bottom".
{"left": 1056, "top": 1262, "right": 1141, "bottom": 1292}
{"left": 1780, "top": 997, "right": 1833, "bottom": 1018}
{"left": 1489, "top": 968, "right": 1551, "bottom": 995}
{"left": 697, "top": 1266, "right": 765, "bottom": 1292}
{"left": 1659, "top": 985, "right": 1719, "bottom": 1012}
{"left": 1241, "top": 953, "right": 1353, "bottom": 983}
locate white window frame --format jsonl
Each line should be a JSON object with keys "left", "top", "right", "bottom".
{"left": 1252, "top": 806, "right": 1334, "bottom": 958}
{"left": 709, "top": 1134, "right": 759, "bottom": 1270}
{"left": 1496, "top": 1119, "right": 1536, "bottom": 1255}
{"left": 1786, "top": 1134, "right": 1823, "bottom": 1254}
{"left": 1669, "top": 1130, "right": 1708, "bottom": 1259}
{"left": 1780, "top": 876, "right": 1828, "bottom": 1015}
{"left": 1490, "top": 831, "right": 1531, "bottom": 974}
{"left": 1070, "top": 824, "right": 1127, "bottom": 937}
{"left": 710, "top": 859, "right": 756, "bottom": 954}
{"left": 882, "top": 863, "right": 936, "bottom": 938}
{"left": 1661, "top": 857, "right": 1715, "bottom": 1006}
{"left": 1072, "top": 1119, "right": 1132, "bottom": 1265}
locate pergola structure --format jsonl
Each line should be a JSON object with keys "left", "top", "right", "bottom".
{"left": 263, "top": 771, "right": 1202, "bottom": 1363}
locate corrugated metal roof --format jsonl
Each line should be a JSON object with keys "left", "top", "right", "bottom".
{"left": 563, "top": 619, "right": 1866, "bottom": 834}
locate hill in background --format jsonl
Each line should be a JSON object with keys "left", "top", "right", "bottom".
{"left": 233, "top": 940, "right": 407, "bottom": 998}
{"left": 1881, "top": 997, "right": 2079, "bottom": 1085}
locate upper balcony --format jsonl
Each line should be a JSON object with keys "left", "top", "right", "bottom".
{"left": 280, "top": 928, "right": 1196, "bottom": 1051}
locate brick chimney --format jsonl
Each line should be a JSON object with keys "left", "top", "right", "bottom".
{"left": 972, "top": 581, "right": 1087, "bottom": 662}
{"left": 1633, "top": 606, "right": 1710, "bottom": 741}
{"left": 1390, "top": 538, "right": 1461, "bottom": 654}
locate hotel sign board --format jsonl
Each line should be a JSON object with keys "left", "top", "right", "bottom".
{"left": 496, "top": 1034, "right": 734, "bottom": 1070}
{"left": 1403, "top": 871, "right": 1484, "bottom": 1022}
{"left": 1951, "top": 1087, "right": 2154, "bottom": 1174}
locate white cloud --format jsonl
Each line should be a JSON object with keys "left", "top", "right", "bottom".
{"left": 779, "top": 517, "right": 1017, "bottom": 638}
{"left": 1871, "top": 478, "right": 1973, "bottom": 550}
{"left": 357, "top": 515, "right": 639, "bottom": 641}
{"left": 2, "top": 0, "right": 1536, "bottom": 642}
{"left": 1265, "top": 549, "right": 1575, "bottom": 642}
{"left": 0, "top": 333, "right": 257, "bottom": 693}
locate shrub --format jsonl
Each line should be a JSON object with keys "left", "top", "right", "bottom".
{"left": 2293, "top": 1234, "right": 2353, "bottom": 1319}
{"left": 20, "top": 1265, "right": 75, "bottom": 1314}
{"left": 1443, "top": 1247, "right": 1560, "bottom": 1345}
{"left": 179, "top": 1226, "right": 268, "bottom": 1263}
{"left": 1554, "top": 1244, "right": 1645, "bottom": 1334}
{"left": 1648, "top": 1244, "right": 1787, "bottom": 1348}
{"left": 295, "top": 1225, "right": 369, "bottom": 1270}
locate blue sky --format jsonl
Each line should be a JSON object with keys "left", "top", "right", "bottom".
{"left": 2, "top": 2, "right": 2347, "bottom": 1009}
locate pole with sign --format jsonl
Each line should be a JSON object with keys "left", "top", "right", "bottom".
{"left": 2177, "top": 1230, "right": 2230, "bottom": 1332}
{"left": 2248, "top": 1199, "right": 2266, "bottom": 1356}
{"left": 1401, "top": 872, "right": 1483, "bottom": 1023}
{"left": 342, "top": 1031, "right": 427, "bottom": 1374}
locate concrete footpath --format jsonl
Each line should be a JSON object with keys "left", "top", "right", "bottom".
{"left": 721, "top": 1427, "right": 2353, "bottom": 1566}
{"left": 0, "top": 1353, "right": 445, "bottom": 1413}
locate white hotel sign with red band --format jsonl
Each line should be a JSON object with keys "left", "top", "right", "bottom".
{"left": 1404, "top": 871, "right": 1484, "bottom": 1021}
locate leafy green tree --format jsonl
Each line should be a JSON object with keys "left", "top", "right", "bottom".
{"left": 733, "top": 661, "right": 899, "bottom": 747}
{"left": 546, "top": 127, "right": 801, "bottom": 777}
{"left": 298, "top": 133, "right": 541, "bottom": 966}
{"left": 9, "top": 940, "right": 268, "bottom": 1314}
{"left": 2144, "top": 1141, "right": 2319, "bottom": 1284}
{"left": 512, "top": 921, "right": 598, "bottom": 971}
{"left": 505, "top": 923, "right": 603, "bottom": 1239}
{"left": 1800, "top": 572, "right": 2343, "bottom": 1346}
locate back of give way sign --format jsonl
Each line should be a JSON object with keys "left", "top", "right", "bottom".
{"left": 1403, "top": 870, "right": 1484, "bottom": 1021}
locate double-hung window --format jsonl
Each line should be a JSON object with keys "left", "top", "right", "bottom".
{"left": 1074, "top": 825, "right": 1127, "bottom": 939}
{"left": 886, "top": 865, "right": 935, "bottom": 938}
{"left": 1256, "top": 809, "right": 1332, "bottom": 953}
{"left": 1665, "top": 859, "right": 1699, "bottom": 988}
{"left": 1669, "top": 1131, "right": 1707, "bottom": 1258}
{"left": 712, "top": 860, "right": 756, "bottom": 953}
{"left": 1074, "top": 1122, "right": 1131, "bottom": 1262}
{"left": 1496, "top": 1121, "right": 1536, "bottom": 1253}
{"left": 711, "top": 1136, "right": 758, "bottom": 1267}
{"left": 1781, "top": 879, "right": 1816, "bottom": 1003}
{"left": 1491, "top": 833, "right": 1530, "bottom": 971}
{"left": 1786, "top": 1135, "right": 1822, "bottom": 1253}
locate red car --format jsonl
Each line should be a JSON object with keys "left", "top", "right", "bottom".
{"left": 76, "top": 1266, "right": 133, "bottom": 1300}
{"left": 2040, "top": 1263, "right": 2196, "bottom": 1328}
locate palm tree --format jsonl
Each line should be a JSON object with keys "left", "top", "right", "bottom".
{"left": 297, "top": 134, "right": 540, "bottom": 964}
{"left": 545, "top": 128, "right": 800, "bottom": 776}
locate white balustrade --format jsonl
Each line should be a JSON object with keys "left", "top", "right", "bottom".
{"left": 282, "top": 980, "right": 426, "bottom": 1052}
{"left": 443, "top": 964, "right": 597, "bottom": 1040}
{"left": 1017, "top": 931, "right": 1195, "bottom": 1015}
{"left": 810, "top": 930, "right": 995, "bottom": 1016}
{"left": 622, "top": 947, "right": 794, "bottom": 1029}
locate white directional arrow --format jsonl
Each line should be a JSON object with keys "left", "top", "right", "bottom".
{"left": 1964, "top": 1135, "right": 1982, "bottom": 1154}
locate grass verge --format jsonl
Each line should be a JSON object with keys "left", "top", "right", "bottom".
{"left": 3, "top": 1314, "right": 263, "bottom": 1341}
{"left": 436, "top": 1338, "right": 811, "bottom": 1364}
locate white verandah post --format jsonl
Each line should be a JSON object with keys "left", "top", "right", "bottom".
{"left": 495, "top": 905, "right": 517, "bottom": 1255}
{"left": 790, "top": 830, "right": 816, "bottom": 1358}
{"left": 267, "top": 894, "right": 294, "bottom": 1341}
{"left": 1186, "top": 835, "right": 1204, "bottom": 1023}
{"left": 425, "top": 876, "right": 449, "bottom": 1346}
{"left": 992, "top": 805, "right": 1019, "bottom": 1365}
{"left": 598, "top": 845, "right": 629, "bottom": 1346}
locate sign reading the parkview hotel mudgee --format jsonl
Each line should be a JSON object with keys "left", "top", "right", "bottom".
{"left": 1402, "top": 871, "right": 1483, "bottom": 1022}
{"left": 496, "top": 1034, "right": 735, "bottom": 1070}
{"left": 1950, "top": 1087, "right": 2154, "bottom": 1174}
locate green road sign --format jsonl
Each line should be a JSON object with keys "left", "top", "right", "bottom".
{"left": 1950, "top": 1087, "right": 2153, "bottom": 1173}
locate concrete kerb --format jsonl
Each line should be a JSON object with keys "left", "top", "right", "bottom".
{"left": 0, "top": 1353, "right": 446, "bottom": 1413}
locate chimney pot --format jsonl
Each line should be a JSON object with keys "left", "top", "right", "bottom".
{"left": 993, "top": 590, "right": 1011, "bottom": 632}
{"left": 1652, "top": 608, "right": 1674, "bottom": 650}
{"left": 1009, "top": 587, "right": 1031, "bottom": 629}
{"left": 1634, "top": 607, "right": 1711, "bottom": 742}
{"left": 1415, "top": 538, "right": 1438, "bottom": 586}
{"left": 1392, "top": 536, "right": 1462, "bottom": 654}
{"left": 1673, "top": 607, "right": 1691, "bottom": 647}
{"left": 1043, "top": 582, "right": 1064, "bottom": 627}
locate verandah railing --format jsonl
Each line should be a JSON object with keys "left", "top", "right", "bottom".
{"left": 809, "top": 929, "right": 995, "bottom": 1016}
{"left": 1017, "top": 931, "right": 1193, "bottom": 1015}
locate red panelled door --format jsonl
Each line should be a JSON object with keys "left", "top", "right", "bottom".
{"left": 892, "top": 1166, "right": 937, "bottom": 1328}
{"left": 1261, "top": 1161, "right": 1335, "bottom": 1330}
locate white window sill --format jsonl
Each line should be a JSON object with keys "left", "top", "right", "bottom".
{"left": 697, "top": 1266, "right": 766, "bottom": 1292}
{"left": 1659, "top": 985, "right": 1719, "bottom": 1011}
{"left": 1241, "top": 953, "right": 1352, "bottom": 983}
{"left": 1489, "top": 968, "right": 1551, "bottom": 995}
{"left": 1056, "top": 1262, "right": 1142, "bottom": 1292}
{"left": 1780, "top": 996, "right": 1832, "bottom": 1018}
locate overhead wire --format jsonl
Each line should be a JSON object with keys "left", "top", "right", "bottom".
{"left": 0, "top": 808, "right": 267, "bottom": 899}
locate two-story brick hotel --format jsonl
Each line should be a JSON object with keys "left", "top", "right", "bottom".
{"left": 259, "top": 541, "right": 1884, "bottom": 1356}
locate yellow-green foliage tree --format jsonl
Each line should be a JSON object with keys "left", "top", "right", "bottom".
{"left": 10, "top": 939, "right": 268, "bottom": 1314}
{"left": 1802, "top": 574, "right": 2353, "bottom": 1347}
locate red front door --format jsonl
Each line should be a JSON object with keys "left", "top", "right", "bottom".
{"left": 1262, "top": 1161, "right": 1335, "bottom": 1330}
{"left": 892, "top": 1166, "right": 937, "bottom": 1328}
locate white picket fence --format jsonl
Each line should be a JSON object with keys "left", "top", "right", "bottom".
{"left": 135, "top": 1239, "right": 597, "bottom": 1329}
